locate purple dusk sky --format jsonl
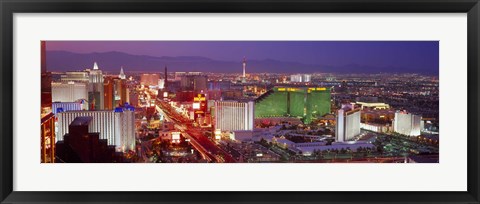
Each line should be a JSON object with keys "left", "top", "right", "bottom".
{"left": 46, "top": 41, "right": 439, "bottom": 75}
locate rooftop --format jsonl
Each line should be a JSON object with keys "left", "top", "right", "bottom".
{"left": 69, "top": 116, "right": 93, "bottom": 126}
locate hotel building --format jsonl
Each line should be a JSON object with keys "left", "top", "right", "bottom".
{"left": 51, "top": 81, "right": 88, "bottom": 103}
{"left": 88, "top": 62, "right": 104, "bottom": 110}
{"left": 214, "top": 101, "right": 255, "bottom": 132}
{"left": 393, "top": 111, "right": 422, "bottom": 136}
{"left": 336, "top": 104, "right": 361, "bottom": 142}
{"left": 56, "top": 107, "right": 136, "bottom": 152}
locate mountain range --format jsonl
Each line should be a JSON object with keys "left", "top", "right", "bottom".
{"left": 45, "top": 51, "right": 436, "bottom": 75}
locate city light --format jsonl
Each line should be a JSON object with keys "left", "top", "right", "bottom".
{"left": 41, "top": 41, "right": 439, "bottom": 164}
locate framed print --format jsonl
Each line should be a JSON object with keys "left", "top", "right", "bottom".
{"left": 1, "top": 0, "right": 479, "bottom": 203}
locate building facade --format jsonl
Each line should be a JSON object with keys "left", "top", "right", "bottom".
{"left": 52, "top": 101, "right": 85, "bottom": 115}
{"left": 393, "top": 111, "right": 422, "bottom": 136}
{"left": 56, "top": 107, "right": 136, "bottom": 152}
{"left": 336, "top": 105, "right": 361, "bottom": 142}
{"left": 180, "top": 75, "right": 208, "bottom": 92}
{"left": 290, "top": 74, "right": 312, "bottom": 83}
{"left": 88, "top": 62, "right": 104, "bottom": 110}
{"left": 60, "top": 71, "right": 90, "bottom": 83}
{"left": 55, "top": 116, "right": 126, "bottom": 163}
{"left": 41, "top": 112, "right": 55, "bottom": 163}
{"left": 140, "top": 73, "right": 160, "bottom": 86}
{"left": 215, "top": 101, "right": 255, "bottom": 132}
{"left": 254, "top": 87, "right": 331, "bottom": 124}
{"left": 51, "top": 81, "right": 88, "bottom": 103}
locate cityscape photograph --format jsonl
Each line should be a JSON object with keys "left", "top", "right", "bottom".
{"left": 40, "top": 41, "right": 439, "bottom": 163}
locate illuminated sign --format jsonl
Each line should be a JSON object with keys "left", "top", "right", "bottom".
{"left": 163, "top": 92, "right": 168, "bottom": 98}
{"left": 194, "top": 94, "right": 206, "bottom": 102}
{"left": 172, "top": 132, "right": 181, "bottom": 143}
{"left": 192, "top": 102, "right": 200, "bottom": 109}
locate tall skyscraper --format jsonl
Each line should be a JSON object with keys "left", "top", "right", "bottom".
{"left": 56, "top": 107, "right": 136, "bottom": 152}
{"left": 104, "top": 76, "right": 128, "bottom": 110}
{"left": 393, "top": 111, "right": 422, "bottom": 136}
{"left": 88, "top": 62, "right": 104, "bottom": 110}
{"left": 336, "top": 104, "right": 361, "bottom": 142}
{"left": 254, "top": 87, "right": 331, "bottom": 124}
{"left": 215, "top": 101, "right": 255, "bottom": 132}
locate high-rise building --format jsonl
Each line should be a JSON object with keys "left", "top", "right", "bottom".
{"left": 128, "top": 90, "right": 139, "bottom": 107}
{"left": 140, "top": 73, "right": 160, "bottom": 86}
{"left": 254, "top": 87, "right": 331, "bottom": 124}
{"left": 55, "top": 116, "right": 126, "bottom": 163}
{"left": 180, "top": 75, "right": 208, "bottom": 92}
{"left": 393, "top": 111, "right": 422, "bottom": 136}
{"left": 214, "top": 101, "right": 254, "bottom": 132}
{"left": 104, "top": 76, "right": 128, "bottom": 109}
{"left": 335, "top": 104, "right": 361, "bottom": 142}
{"left": 56, "top": 107, "right": 136, "bottom": 152}
{"left": 290, "top": 74, "right": 311, "bottom": 83}
{"left": 88, "top": 62, "right": 104, "bottom": 110}
{"left": 51, "top": 81, "right": 88, "bottom": 103}
{"left": 41, "top": 112, "right": 55, "bottom": 163}
{"left": 103, "top": 76, "right": 114, "bottom": 110}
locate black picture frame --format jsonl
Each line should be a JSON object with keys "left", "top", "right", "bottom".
{"left": 1, "top": 0, "right": 479, "bottom": 203}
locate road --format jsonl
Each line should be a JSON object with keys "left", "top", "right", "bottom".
{"left": 155, "top": 103, "right": 219, "bottom": 162}
{"left": 156, "top": 100, "right": 236, "bottom": 163}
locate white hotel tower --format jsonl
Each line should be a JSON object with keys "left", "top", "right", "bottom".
{"left": 336, "top": 104, "right": 361, "bottom": 142}
{"left": 56, "top": 107, "right": 136, "bottom": 152}
{"left": 215, "top": 101, "right": 254, "bottom": 132}
{"left": 393, "top": 111, "right": 421, "bottom": 136}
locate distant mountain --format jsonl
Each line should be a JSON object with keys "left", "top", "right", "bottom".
{"left": 45, "top": 51, "right": 436, "bottom": 75}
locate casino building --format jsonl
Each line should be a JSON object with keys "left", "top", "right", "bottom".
{"left": 51, "top": 81, "right": 88, "bottom": 103}
{"left": 56, "top": 106, "right": 136, "bottom": 152}
{"left": 214, "top": 101, "right": 255, "bottom": 132}
{"left": 254, "top": 87, "right": 331, "bottom": 124}
{"left": 336, "top": 104, "right": 361, "bottom": 142}
{"left": 393, "top": 111, "right": 422, "bottom": 136}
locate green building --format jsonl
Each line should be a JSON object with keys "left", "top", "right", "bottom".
{"left": 254, "top": 87, "right": 331, "bottom": 124}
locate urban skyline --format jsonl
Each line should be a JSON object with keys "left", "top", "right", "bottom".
{"left": 41, "top": 41, "right": 439, "bottom": 163}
